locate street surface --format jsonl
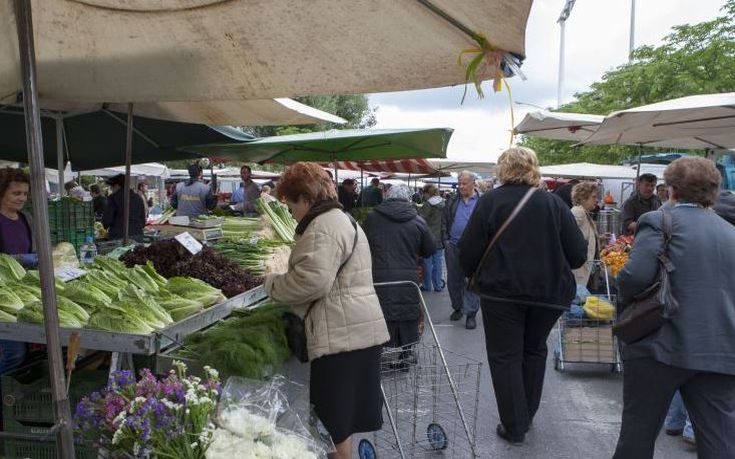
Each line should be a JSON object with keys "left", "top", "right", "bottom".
{"left": 282, "top": 287, "right": 697, "bottom": 458}
{"left": 413, "top": 288, "right": 696, "bottom": 459}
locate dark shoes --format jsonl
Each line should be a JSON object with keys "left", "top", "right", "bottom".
{"left": 466, "top": 316, "right": 477, "bottom": 330}
{"left": 496, "top": 424, "right": 524, "bottom": 445}
{"left": 450, "top": 310, "right": 463, "bottom": 321}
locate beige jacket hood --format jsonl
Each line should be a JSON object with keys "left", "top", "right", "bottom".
{"left": 265, "top": 208, "right": 389, "bottom": 361}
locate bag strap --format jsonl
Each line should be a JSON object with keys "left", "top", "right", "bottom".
{"left": 469, "top": 187, "right": 537, "bottom": 290}
{"left": 303, "top": 215, "right": 359, "bottom": 320}
{"left": 658, "top": 207, "right": 675, "bottom": 273}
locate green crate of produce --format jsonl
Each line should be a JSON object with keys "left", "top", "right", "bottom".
{"left": 47, "top": 199, "right": 94, "bottom": 233}
{"left": 2, "top": 360, "right": 108, "bottom": 424}
{"left": 1, "top": 418, "right": 98, "bottom": 459}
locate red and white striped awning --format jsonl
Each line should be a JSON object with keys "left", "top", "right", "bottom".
{"left": 321, "top": 158, "right": 439, "bottom": 175}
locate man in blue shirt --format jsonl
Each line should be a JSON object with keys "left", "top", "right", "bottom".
{"left": 442, "top": 171, "right": 481, "bottom": 329}
{"left": 230, "top": 165, "right": 260, "bottom": 215}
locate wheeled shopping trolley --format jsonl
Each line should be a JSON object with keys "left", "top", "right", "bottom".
{"left": 358, "top": 281, "right": 482, "bottom": 459}
{"left": 554, "top": 261, "right": 622, "bottom": 373}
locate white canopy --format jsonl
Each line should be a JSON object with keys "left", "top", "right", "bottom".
{"left": 540, "top": 162, "right": 637, "bottom": 179}
{"left": 22, "top": 98, "right": 345, "bottom": 126}
{"left": 514, "top": 111, "right": 604, "bottom": 142}
{"left": 0, "top": 0, "right": 531, "bottom": 102}
{"left": 80, "top": 163, "right": 170, "bottom": 179}
{"left": 579, "top": 93, "right": 735, "bottom": 150}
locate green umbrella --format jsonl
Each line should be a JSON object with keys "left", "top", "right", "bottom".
{"left": 193, "top": 128, "right": 454, "bottom": 165}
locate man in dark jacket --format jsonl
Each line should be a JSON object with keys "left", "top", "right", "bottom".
{"left": 338, "top": 179, "right": 358, "bottom": 212}
{"left": 620, "top": 173, "right": 661, "bottom": 234}
{"left": 714, "top": 190, "right": 735, "bottom": 225}
{"left": 102, "top": 174, "right": 146, "bottom": 240}
{"left": 363, "top": 185, "right": 436, "bottom": 351}
{"left": 443, "top": 171, "right": 481, "bottom": 329}
{"left": 89, "top": 184, "right": 106, "bottom": 222}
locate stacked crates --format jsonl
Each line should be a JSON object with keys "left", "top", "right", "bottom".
{"left": 47, "top": 199, "right": 95, "bottom": 255}
{"left": 0, "top": 360, "right": 107, "bottom": 458}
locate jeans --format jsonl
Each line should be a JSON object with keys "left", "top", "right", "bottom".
{"left": 665, "top": 391, "right": 695, "bottom": 441}
{"left": 422, "top": 248, "right": 445, "bottom": 291}
{"left": 445, "top": 241, "right": 480, "bottom": 316}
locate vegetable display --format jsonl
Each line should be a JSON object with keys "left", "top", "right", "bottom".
{"left": 121, "top": 240, "right": 262, "bottom": 298}
{"left": 601, "top": 235, "right": 634, "bottom": 276}
{"left": 212, "top": 239, "right": 284, "bottom": 277}
{"left": 255, "top": 198, "right": 297, "bottom": 243}
{"left": 178, "top": 301, "right": 291, "bottom": 380}
{"left": 0, "top": 255, "right": 224, "bottom": 333}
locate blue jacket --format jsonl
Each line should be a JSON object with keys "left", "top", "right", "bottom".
{"left": 618, "top": 206, "right": 735, "bottom": 375}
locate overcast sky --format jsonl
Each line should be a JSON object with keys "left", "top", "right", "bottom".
{"left": 369, "top": 0, "right": 726, "bottom": 162}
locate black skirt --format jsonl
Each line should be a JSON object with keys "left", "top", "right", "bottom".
{"left": 310, "top": 345, "right": 383, "bottom": 444}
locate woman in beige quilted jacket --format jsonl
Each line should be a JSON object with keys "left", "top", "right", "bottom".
{"left": 264, "top": 162, "right": 390, "bottom": 459}
{"left": 570, "top": 181, "right": 601, "bottom": 288}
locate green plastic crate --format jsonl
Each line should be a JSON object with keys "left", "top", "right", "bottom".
{"left": 2, "top": 360, "right": 108, "bottom": 424}
{"left": 1, "top": 418, "right": 98, "bottom": 459}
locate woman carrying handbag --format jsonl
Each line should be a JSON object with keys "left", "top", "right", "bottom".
{"left": 458, "top": 147, "right": 587, "bottom": 445}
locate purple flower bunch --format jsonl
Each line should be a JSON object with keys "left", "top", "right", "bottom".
{"left": 74, "top": 362, "right": 220, "bottom": 459}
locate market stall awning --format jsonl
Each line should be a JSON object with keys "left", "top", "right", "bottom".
{"left": 539, "top": 162, "right": 637, "bottom": 179}
{"left": 579, "top": 93, "right": 735, "bottom": 150}
{"left": 0, "top": 104, "right": 255, "bottom": 170}
{"left": 323, "top": 158, "right": 440, "bottom": 175}
{"left": 0, "top": 0, "right": 531, "bottom": 102}
{"left": 193, "top": 128, "right": 454, "bottom": 163}
{"left": 427, "top": 158, "right": 496, "bottom": 174}
{"left": 514, "top": 110, "right": 604, "bottom": 142}
{"left": 79, "top": 162, "right": 170, "bottom": 179}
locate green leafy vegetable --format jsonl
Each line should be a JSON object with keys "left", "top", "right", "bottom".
{"left": 87, "top": 309, "right": 154, "bottom": 334}
{"left": 166, "top": 277, "right": 223, "bottom": 308}
{"left": 62, "top": 282, "right": 112, "bottom": 310}
{"left": 0, "top": 288, "right": 24, "bottom": 314}
{"left": 0, "top": 253, "right": 26, "bottom": 282}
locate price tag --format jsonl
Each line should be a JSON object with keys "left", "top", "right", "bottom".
{"left": 175, "top": 232, "right": 203, "bottom": 255}
{"left": 55, "top": 267, "right": 87, "bottom": 282}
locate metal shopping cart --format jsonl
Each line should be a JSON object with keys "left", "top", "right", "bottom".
{"left": 357, "top": 281, "right": 482, "bottom": 459}
{"left": 554, "top": 261, "right": 622, "bottom": 373}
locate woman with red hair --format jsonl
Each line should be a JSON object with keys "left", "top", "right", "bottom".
{"left": 264, "top": 162, "right": 389, "bottom": 459}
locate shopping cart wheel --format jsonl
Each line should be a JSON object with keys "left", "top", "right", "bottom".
{"left": 358, "top": 439, "right": 377, "bottom": 459}
{"left": 427, "top": 423, "right": 448, "bottom": 450}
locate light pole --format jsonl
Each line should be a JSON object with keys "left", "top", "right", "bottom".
{"left": 629, "top": 0, "right": 636, "bottom": 61}
{"left": 557, "top": 0, "right": 577, "bottom": 108}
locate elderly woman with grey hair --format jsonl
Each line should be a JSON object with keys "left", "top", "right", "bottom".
{"left": 363, "top": 184, "right": 436, "bottom": 352}
{"left": 613, "top": 157, "right": 735, "bottom": 459}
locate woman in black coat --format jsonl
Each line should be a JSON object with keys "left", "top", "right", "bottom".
{"left": 363, "top": 184, "right": 436, "bottom": 349}
{"left": 458, "top": 147, "right": 586, "bottom": 445}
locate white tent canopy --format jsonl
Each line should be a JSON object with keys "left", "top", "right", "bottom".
{"left": 0, "top": 0, "right": 531, "bottom": 103}
{"left": 80, "top": 162, "right": 170, "bottom": 179}
{"left": 579, "top": 93, "right": 735, "bottom": 150}
{"left": 540, "top": 162, "right": 637, "bottom": 179}
{"left": 514, "top": 110, "right": 604, "bottom": 142}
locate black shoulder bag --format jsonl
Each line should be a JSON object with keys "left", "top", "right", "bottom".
{"left": 283, "top": 216, "right": 359, "bottom": 363}
{"left": 613, "top": 207, "right": 679, "bottom": 345}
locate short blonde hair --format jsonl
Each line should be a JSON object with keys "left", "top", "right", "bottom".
{"left": 495, "top": 147, "right": 541, "bottom": 186}
{"left": 572, "top": 181, "right": 599, "bottom": 206}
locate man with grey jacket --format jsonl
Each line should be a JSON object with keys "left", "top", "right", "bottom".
{"left": 171, "top": 164, "right": 217, "bottom": 218}
{"left": 443, "top": 171, "right": 481, "bottom": 329}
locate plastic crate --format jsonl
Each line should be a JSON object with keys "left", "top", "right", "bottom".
{"left": 2, "top": 360, "right": 108, "bottom": 424}
{"left": 1, "top": 418, "right": 98, "bottom": 459}
{"left": 47, "top": 199, "right": 93, "bottom": 232}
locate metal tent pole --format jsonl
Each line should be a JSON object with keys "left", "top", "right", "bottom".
{"left": 123, "top": 103, "right": 133, "bottom": 245}
{"left": 56, "top": 118, "right": 65, "bottom": 196}
{"left": 13, "top": 1, "right": 75, "bottom": 457}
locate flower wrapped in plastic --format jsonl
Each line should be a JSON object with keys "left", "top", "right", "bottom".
{"left": 74, "top": 361, "right": 220, "bottom": 459}
{"left": 207, "top": 375, "right": 334, "bottom": 459}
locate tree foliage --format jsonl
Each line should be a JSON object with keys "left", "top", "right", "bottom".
{"left": 523, "top": 1, "right": 735, "bottom": 165}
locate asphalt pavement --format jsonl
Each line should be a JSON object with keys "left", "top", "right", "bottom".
{"left": 410, "top": 287, "right": 697, "bottom": 459}
{"left": 281, "top": 287, "right": 698, "bottom": 458}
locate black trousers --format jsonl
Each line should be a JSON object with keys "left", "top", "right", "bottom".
{"left": 481, "top": 299, "right": 563, "bottom": 437}
{"left": 613, "top": 358, "right": 735, "bottom": 459}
